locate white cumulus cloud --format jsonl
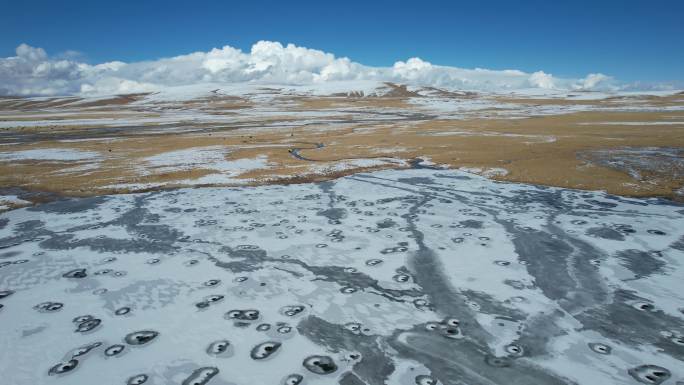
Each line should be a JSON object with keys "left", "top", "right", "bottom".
{"left": 0, "top": 40, "right": 646, "bottom": 97}
{"left": 529, "top": 71, "right": 555, "bottom": 89}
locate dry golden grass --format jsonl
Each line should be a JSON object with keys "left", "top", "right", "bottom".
{"left": 1, "top": 92, "right": 683, "bottom": 201}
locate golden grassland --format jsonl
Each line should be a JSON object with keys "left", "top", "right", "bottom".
{"left": 1, "top": 91, "right": 683, "bottom": 204}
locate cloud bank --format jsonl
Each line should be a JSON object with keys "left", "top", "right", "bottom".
{"left": 0, "top": 41, "right": 665, "bottom": 97}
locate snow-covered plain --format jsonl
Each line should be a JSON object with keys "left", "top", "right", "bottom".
{"left": 1, "top": 168, "right": 683, "bottom": 385}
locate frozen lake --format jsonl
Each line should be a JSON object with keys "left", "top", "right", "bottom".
{"left": 1, "top": 168, "right": 683, "bottom": 385}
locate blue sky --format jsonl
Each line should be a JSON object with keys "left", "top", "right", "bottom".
{"left": 2, "top": 0, "right": 683, "bottom": 83}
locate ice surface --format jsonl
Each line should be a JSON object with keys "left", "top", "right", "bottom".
{"left": 1, "top": 168, "right": 683, "bottom": 385}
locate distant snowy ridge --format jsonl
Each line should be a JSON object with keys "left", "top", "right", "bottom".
{"left": 2, "top": 41, "right": 678, "bottom": 97}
